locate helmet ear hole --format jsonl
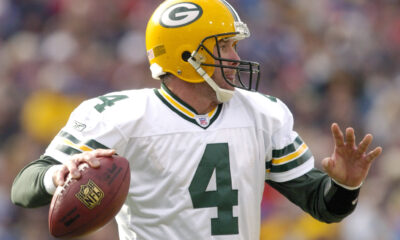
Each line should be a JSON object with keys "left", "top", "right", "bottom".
{"left": 181, "top": 51, "right": 191, "bottom": 62}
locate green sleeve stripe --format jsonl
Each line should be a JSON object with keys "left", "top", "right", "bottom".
{"left": 58, "top": 131, "right": 110, "bottom": 150}
{"left": 56, "top": 144, "right": 83, "bottom": 155}
{"left": 272, "top": 136, "right": 303, "bottom": 158}
{"left": 84, "top": 139, "right": 109, "bottom": 149}
{"left": 265, "top": 161, "right": 272, "bottom": 170}
{"left": 270, "top": 148, "right": 312, "bottom": 173}
{"left": 58, "top": 131, "right": 80, "bottom": 144}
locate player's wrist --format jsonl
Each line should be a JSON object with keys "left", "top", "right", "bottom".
{"left": 331, "top": 178, "right": 363, "bottom": 191}
{"left": 323, "top": 178, "right": 361, "bottom": 215}
{"left": 43, "top": 165, "right": 63, "bottom": 195}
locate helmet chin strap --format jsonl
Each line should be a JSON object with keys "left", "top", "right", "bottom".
{"left": 188, "top": 57, "right": 235, "bottom": 103}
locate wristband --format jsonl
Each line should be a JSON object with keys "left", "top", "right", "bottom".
{"left": 43, "top": 165, "right": 63, "bottom": 195}
{"left": 331, "top": 178, "right": 363, "bottom": 191}
{"left": 324, "top": 178, "right": 361, "bottom": 214}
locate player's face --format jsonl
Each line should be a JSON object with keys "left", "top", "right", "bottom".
{"left": 212, "top": 39, "right": 240, "bottom": 91}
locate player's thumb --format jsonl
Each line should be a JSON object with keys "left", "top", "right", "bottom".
{"left": 321, "top": 157, "right": 334, "bottom": 173}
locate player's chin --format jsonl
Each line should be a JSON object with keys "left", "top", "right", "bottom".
{"left": 224, "top": 76, "right": 236, "bottom": 90}
{"left": 225, "top": 84, "right": 235, "bottom": 91}
{"left": 219, "top": 81, "right": 235, "bottom": 91}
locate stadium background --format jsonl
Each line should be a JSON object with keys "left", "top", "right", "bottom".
{"left": 0, "top": 0, "right": 399, "bottom": 239}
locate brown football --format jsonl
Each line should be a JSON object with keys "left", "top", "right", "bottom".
{"left": 48, "top": 155, "right": 130, "bottom": 238}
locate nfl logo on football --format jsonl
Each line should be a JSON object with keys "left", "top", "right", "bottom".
{"left": 75, "top": 180, "right": 105, "bottom": 209}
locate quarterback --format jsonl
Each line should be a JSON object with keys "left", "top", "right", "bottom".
{"left": 11, "top": 0, "right": 382, "bottom": 239}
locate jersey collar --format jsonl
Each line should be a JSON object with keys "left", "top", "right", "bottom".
{"left": 154, "top": 84, "right": 222, "bottom": 129}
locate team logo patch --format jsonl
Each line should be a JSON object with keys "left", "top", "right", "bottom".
{"left": 75, "top": 180, "right": 104, "bottom": 209}
{"left": 160, "top": 2, "right": 203, "bottom": 28}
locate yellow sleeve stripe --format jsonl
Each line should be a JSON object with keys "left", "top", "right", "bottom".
{"left": 63, "top": 139, "right": 93, "bottom": 152}
{"left": 272, "top": 143, "right": 308, "bottom": 165}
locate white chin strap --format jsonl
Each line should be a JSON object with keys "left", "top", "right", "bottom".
{"left": 188, "top": 57, "right": 234, "bottom": 103}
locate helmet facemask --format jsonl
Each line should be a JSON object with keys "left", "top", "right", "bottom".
{"left": 188, "top": 31, "right": 260, "bottom": 102}
{"left": 193, "top": 33, "right": 260, "bottom": 91}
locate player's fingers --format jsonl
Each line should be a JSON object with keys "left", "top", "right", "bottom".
{"left": 82, "top": 157, "right": 99, "bottom": 168}
{"left": 65, "top": 157, "right": 82, "bottom": 179}
{"left": 93, "top": 149, "right": 116, "bottom": 158}
{"left": 84, "top": 149, "right": 115, "bottom": 167}
{"left": 358, "top": 134, "right": 373, "bottom": 155}
{"left": 55, "top": 165, "right": 69, "bottom": 186}
{"left": 331, "top": 123, "right": 345, "bottom": 147}
{"left": 84, "top": 153, "right": 101, "bottom": 168}
{"left": 365, "top": 147, "right": 383, "bottom": 163}
{"left": 345, "top": 127, "right": 355, "bottom": 148}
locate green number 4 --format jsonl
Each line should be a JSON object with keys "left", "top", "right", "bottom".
{"left": 94, "top": 95, "right": 128, "bottom": 113}
{"left": 189, "top": 143, "right": 239, "bottom": 235}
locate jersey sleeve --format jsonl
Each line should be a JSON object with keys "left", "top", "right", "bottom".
{"left": 11, "top": 155, "right": 59, "bottom": 207}
{"left": 265, "top": 99, "right": 314, "bottom": 182}
{"left": 44, "top": 96, "right": 128, "bottom": 164}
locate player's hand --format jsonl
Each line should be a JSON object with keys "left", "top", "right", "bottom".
{"left": 53, "top": 149, "right": 116, "bottom": 187}
{"left": 322, "top": 123, "right": 382, "bottom": 188}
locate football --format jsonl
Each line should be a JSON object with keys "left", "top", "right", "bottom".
{"left": 48, "top": 155, "right": 130, "bottom": 238}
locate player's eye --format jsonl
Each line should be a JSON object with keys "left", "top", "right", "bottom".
{"left": 219, "top": 42, "right": 230, "bottom": 51}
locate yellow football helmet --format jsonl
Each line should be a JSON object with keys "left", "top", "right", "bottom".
{"left": 146, "top": 0, "right": 260, "bottom": 100}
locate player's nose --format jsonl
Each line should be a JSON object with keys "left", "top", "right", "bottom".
{"left": 228, "top": 47, "right": 240, "bottom": 66}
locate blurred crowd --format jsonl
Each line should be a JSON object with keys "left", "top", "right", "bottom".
{"left": 0, "top": 0, "right": 399, "bottom": 239}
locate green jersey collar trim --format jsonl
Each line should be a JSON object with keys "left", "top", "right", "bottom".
{"left": 154, "top": 84, "right": 222, "bottom": 129}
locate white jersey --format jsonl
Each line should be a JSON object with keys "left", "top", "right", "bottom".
{"left": 44, "top": 85, "right": 314, "bottom": 240}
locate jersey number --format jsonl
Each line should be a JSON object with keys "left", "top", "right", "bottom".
{"left": 94, "top": 95, "right": 128, "bottom": 113}
{"left": 189, "top": 143, "right": 238, "bottom": 235}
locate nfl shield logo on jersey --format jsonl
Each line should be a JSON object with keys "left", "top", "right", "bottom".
{"left": 196, "top": 116, "right": 210, "bottom": 128}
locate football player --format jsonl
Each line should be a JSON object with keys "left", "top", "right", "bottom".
{"left": 11, "top": 0, "right": 382, "bottom": 239}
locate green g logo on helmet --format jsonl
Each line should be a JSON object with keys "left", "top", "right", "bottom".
{"left": 160, "top": 2, "right": 203, "bottom": 28}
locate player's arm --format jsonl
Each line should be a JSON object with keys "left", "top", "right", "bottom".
{"left": 267, "top": 123, "right": 381, "bottom": 223}
{"left": 266, "top": 168, "right": 359, "bottom": 223}
{"left": 11, "top": 149, "right": 116, "bottom": 208}
{"left": 12, "top": 94, "right": 128, "bottom": 208}
{"left": 11, "top": 155, "right": 60, "bottom": 208}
